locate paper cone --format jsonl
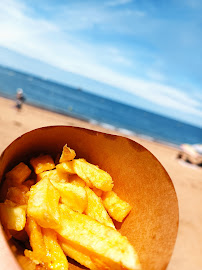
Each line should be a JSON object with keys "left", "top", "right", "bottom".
{"left": 0, "top": 126, "right": 179, "bottom": 270}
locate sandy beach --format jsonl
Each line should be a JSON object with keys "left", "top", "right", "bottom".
{"left": 0, "top": 96, "right": 201, "bottom": 270}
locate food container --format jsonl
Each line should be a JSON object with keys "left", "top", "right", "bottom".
{"left": 0, "top": 126, "right": 179, "bottom": 270}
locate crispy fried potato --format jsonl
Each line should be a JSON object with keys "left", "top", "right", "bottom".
{"left": 30, "top": 155, "right": 55, "bottom": 174}
{"left": 85, "top": 186, "right": 115, "bottom": 228}
{"left": 60, "top": 241, "right": 98, "bottom": 270}
{"left": 37, "top": 169, "right": 68, "bottom": 183}
{"left": 37, "top": 169, "right": 59, "bottom": 182}
{"left": 102, "top": 191, "right": 132, "bottom": 222}
{"left": 42, "top": 228, "right": 68, "bottom": 270}
{"left": 51, "top": 181, "right": 87, "bottom": 213}
{"left": 5, "top": 162, "right": 31, "bottom": 185}
{"left": 24, "top": 217, "right": 47, "bottom": 265}
{"left": 27, "top": 178, "right": 60, "bottom": 228}
{"left": 6, "top": 185, "right": 29, "bottom": 205}
{"left": 73, "top": 159, "right": 113, "bottom": 191}
{"left": 17, "top": 254, "right": 37, "bottom": 270}
{"left": 57, "top": 204, "right": 140, "bottom": 270}
{"left": 68, "top": 175, "right": 86, "bottom": 187}
{"left": 59, "top": 144, "right": 76, "bottom": 163}
{"left": 0, "top": 200, "right": 26, "bottom": 231}
{"left": 56, "top": 161, "right": 75, "bottom": 175}
{"left": 0, "top": 144, "right": 139, "bottom": 270}
{"left": 25, "top": 219, "right": 68, "bottom": 269}
{"left": 0, "top": 177, "right": 32, "bottom": 203}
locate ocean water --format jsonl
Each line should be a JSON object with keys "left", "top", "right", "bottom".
{"left": 0, "top": 65, "right": 201, "bottom": 147}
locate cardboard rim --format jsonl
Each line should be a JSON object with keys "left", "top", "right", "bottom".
{"left": 0, "top": 125, "right": 179, "bottom": 270}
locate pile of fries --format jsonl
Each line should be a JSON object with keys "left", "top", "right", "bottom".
{"left": 0, "top": 145, "right": 141, "bottom": 270}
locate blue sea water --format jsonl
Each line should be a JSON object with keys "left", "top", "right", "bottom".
{"left": 0, "top": 65, "right": 201, "bottom": 147}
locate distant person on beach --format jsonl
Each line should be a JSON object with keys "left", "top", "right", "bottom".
{"left": 16, "top": 88, "right": 26, "bottom": 111}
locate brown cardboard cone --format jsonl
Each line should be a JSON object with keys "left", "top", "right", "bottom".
{"left": 0, "top": 126, "right": 179, "bottom": 270}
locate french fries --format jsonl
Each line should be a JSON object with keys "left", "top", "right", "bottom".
{"left": 59, "top": 144, "right": 76, "bottom": 163}
{"left": 50, "top": 180, "right": 88, "bottom": 213}
{"left": 6, "top": 162, "right": 31, "bottom": 185}
{"left": 30, "top": 154, "right": 55, "bottom": 174}
{"left": 0, "top": 145, "right": 141, "bottom": 270}
{"left": 27, "top": 178, "right": 60, "bottom": 229}
{"left": 73, "top": 158, "right": 114, "bottom": 191}
{"left": 84, "top": 186, "right": 115, "bottom": 228}
{"left": 24, "top": 217, "right": 47, "bottom": 264}
{"left": 0, "top": 200, "right": 26, "bottom": 231}
{"left": 102, "top": 191, "right": 132, "bottom": 222}
{"left": 58, "top": 204, "right": 140, "bottom": 270}
{"left": 6, "top": 185, "right": 29, "bottom": 205}
{"left": 60, "top": 241, "right": 98, "bottom": 270}
{"left": 42, "top": 228, "right": 68, "bottom": 270}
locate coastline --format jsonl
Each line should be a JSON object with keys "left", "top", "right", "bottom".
{"left": 0, "top": 96, "right": 202, "bottom": 270}
{"left": 0, "top": 93, "right": 181, "bottom": 150}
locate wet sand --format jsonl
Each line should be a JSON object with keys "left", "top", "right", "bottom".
{"left": 0, "top": 96, "right": 201, "bottom": 270}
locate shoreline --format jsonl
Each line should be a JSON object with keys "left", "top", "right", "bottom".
{"left": 0, "top": 96, "right": 202, "bottom": 270}
{"left": 0, "top": 96, "right": 181, "bottom": 158}
{"left": 0, "top": 94, "right": 181, "bottom": 150}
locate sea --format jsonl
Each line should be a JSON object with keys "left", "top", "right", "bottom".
{"left": 0, "top": 65, "right": 201, "bottom": 148}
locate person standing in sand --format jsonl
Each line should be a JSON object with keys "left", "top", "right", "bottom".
{"left": 16, "top": 88, "right": 26, "bottom": 111}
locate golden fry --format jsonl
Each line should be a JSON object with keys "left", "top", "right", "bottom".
{"left": 27, "top": 178, "right": 60, "bottom": 228}
{"left": 73, "top": 159, "right": 113, "bottom": 191}
{"left": 57, "top": 204, "right": 140, "bottom": 270}
{"left": 37, "top": 169, "right": 68, "bottom": 183}
{"left": 6, "top": 185, "right": 29, "bottom": 205}
{"left": 85, "top": 186, "right": 115, "bottom": 228}
{"left": 30, "top": 155, "right": 55, "bottom": 174}
{"left": 68, "top": 174, "right": 86, "bottom": 187}
{"left": 0, "top": 144, "right": 140, "bottom": 270}
{"left": 0, "top": 200, "right": 26, "bottom": 231}
{"left": 60, "top": 241, "right": 98, "bottom": 270}
{"left": 56, "top": 161, "right": 75, "bottom": 175}
{"left": 6, "top": 162, "right": 31, "bottom": 185}
{"left": 43, "top": 228, "right": 68, "bottom": 270}
{"left": 51, "top": 180, "right": 87, "bottom": 213}
{"left": 102, "top": 191, "right": 132, "bottom": 222}
{"left": 59, "top": 144, "right": 76, "bottom": 163}
{"left": 24, "top": 217, "right": 47, "bottom": 265}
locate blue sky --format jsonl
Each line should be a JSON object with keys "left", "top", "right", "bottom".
{"left": 0, "top": 0, "right": 202, "bottom": 127}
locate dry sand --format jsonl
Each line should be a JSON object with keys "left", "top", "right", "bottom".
{"left": 0, "top": 96, "right": 201, "bottom": 270}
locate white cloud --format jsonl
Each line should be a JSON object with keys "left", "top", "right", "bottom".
{"left": 0, "top": 0, "right": 201, "bottom": 126}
